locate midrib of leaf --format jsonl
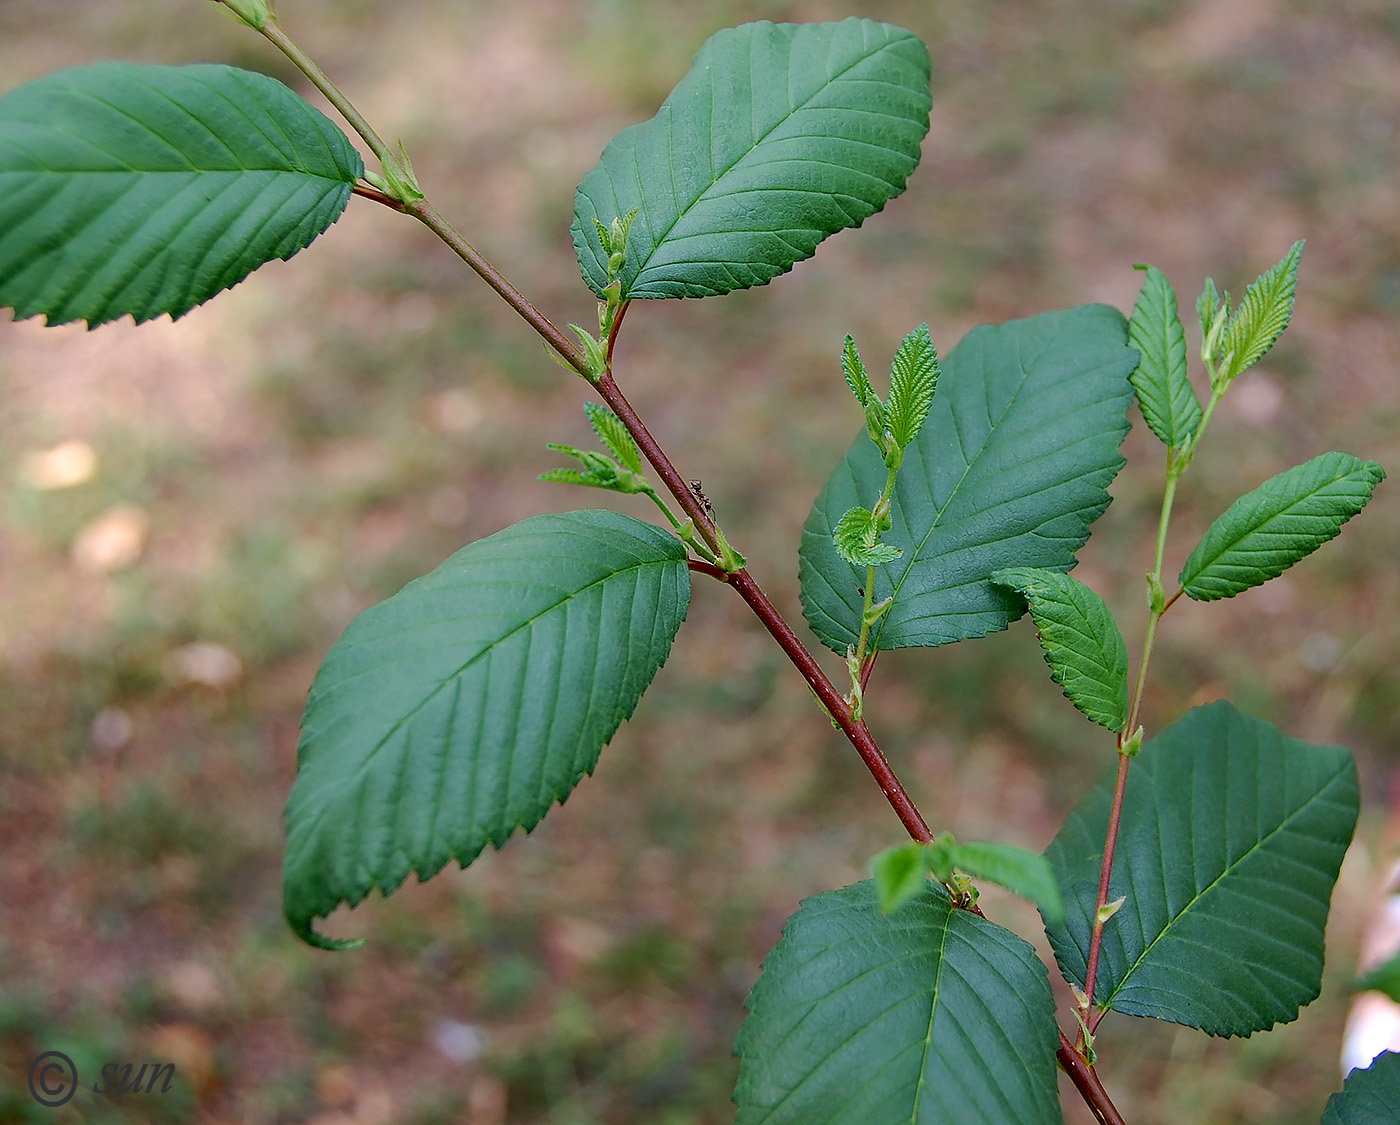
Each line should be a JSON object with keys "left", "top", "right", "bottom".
{"left": 1101, "top": 759, "right": 1353, "bottom": 1008}
{"left": 910, "top": 906, "right": 953, "bottom": 1123}
{"left": 26, "top": 79, "right": 338, "bottom": 177}
{"left": 755, "top": 913, "right": 940, "bottom": 1120}
{"left": 873, "top": 333, "right": 1053, "bottom": 648}
{"left": 304, "top": 554, "right": 661, "bottom": 792}
{"left": 628, "top": 35, "right": 906, "bottom": 281}
{"left": 1187, "top": 471, "right": 1369, "bottom": 576}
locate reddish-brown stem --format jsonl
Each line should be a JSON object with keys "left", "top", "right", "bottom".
{"left": 688, "top": 558, "right": 730, "bottom": 582}
{"left": 591, "top": 374, "right": 932, "bottom": 840}
{"left": 404, "top": 204, "right": 1120, "bottom": 1125}
{"left": 1163, "top": 586, "right": 1184, "bottom": 613}
{"left": 1082, "top": 751, "right": 1132, "bottom": 1022}
{"left": 729, "top": 569, "right": 933, "bottom": 843}
{"left": 407, "top": 201, "right": 589, "bottom": 376}
{"left": 606, "top": 300, "right": 630, "bottom": 367}
{"left": 861, "top": 650, "right": 879, "bottom": 692}
{"left": 351, "top": 182, "right": 409, "bottom": 210}
{"left": 1058, "top": 1030, "right": 1126, "bottom": 1125}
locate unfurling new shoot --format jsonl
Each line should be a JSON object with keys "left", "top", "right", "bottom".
{"left": 832, "top": 324, "right": 941, "bottom": 716}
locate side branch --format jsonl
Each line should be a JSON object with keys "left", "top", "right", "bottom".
{"left": 408, "top": 201, "right": 589, "bottom": 376}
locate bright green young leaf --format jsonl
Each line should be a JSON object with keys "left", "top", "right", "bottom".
{"left": 1127, "top": 264, "right": 1201, "bottom": 450}
{"left": 834, "top": 506, "right": 901, "bottom": 567}
{"left": 734, "top": 881, "right": 1063, "bottom": 1125}
{"left": 572, "top": 19, "right": 931, "bottom": 300}
{"left": 842, "top": 335, "right": 876, "bottom": 408}
{"left": 284, "top": 510, "right": 690, "bottom": 949}
{"left": 1045, "top": 701, "right": 1359, "bottom": 1036}
{"left": 0, "top": 63, "right": 363, "bottom": 326}
{"left": 991, "top": 567, "right": 1129, "bottom": 733}
{"left": 801, "top": 304, "right": 1137, "bottom": 652}
{"left": 886, "top": 323, "right": 940, "bottom": 449}
{"left": 1221, "top": 239, "right": 1304, "bottom": 381}
{"left": 953, "top": 840, "right": 1064, "bottom": 925}
{"left": 1322, "top": 1053, "right": 1400, "bottom": 1125}
{"left": 585, "top": 403, "right": 643, "bottom": 474}
{"left": 1354, "top": 950, "right": 1400, "bottom": 1004}
{"left": 1179, "top": 452, "right": 1385, "bottom": 602}
{"left": 870, "top": 843, "right": 929, "bottom": 913}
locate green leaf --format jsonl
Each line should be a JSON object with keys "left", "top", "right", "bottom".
{"left": 1045, "top": 701, "right": 1359, "bottom": 1036}
{"left": 1127, "top": 265, "right": 1201, "bottom": 450}
{"left": 953, "top": 840, "right": 1064, "bottom": 925}
{"left": 991, "top": 567, "right": 1129, "bottom": 732}
{"left": 886, "top": 323, "right": 940, "bottom": 449}
{"left": 870, "top": 843, "right": 929, "bottom": 913}
{"left": 0, "top": 63, "right": 363, "bottom": 326}
{"left": 801, "top": 305, "right": 1137, "bottom": 652}
{"left": 572, "top": 19, "right": 931, "bottom": 300}
{"left": 584, "top": 402, "right": 643, "bottom": 474}
{"left": 284, "top": 510, "right": 690, "bottom": 949}
{"left": 1221, "top": 239, "right": 1304, "bottom": 381}
{"left": 734, "top": 881, "right": 1064, "bottom": 1125}
{"left": 842, "top": 335, "right": 876, "bottom": 408}
{"left": 1355, "top": 950, "right": 1400, "bottom": 1004}
{"left": 1322, "top": 1053, "right": 1400, "bottom": 1125}
{"left": 1179, "top": 452, "right": 1385, "bottom": 602}
{"left": 834, "top": 506, "right": 902, "bottom": 567}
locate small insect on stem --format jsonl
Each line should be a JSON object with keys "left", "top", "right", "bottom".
{"left": 688, "top": 479, "right": 714, "bottom": 519}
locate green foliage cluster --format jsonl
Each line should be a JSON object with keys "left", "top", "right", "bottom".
{"left": 1, "top": 4, "right": 1393, "bottom": 1121}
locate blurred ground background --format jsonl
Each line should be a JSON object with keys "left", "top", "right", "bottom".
{"left": 2, "top": 1, "right": 1399, "bottom": 1122}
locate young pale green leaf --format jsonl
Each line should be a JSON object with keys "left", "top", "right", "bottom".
{"left": 1180, "top": 452, "right": 1385, "bottom": 602}
{"left": 801, "top": 305, "right": 1137, "bottom": 652}
{"left": 953, "top": 840, "right": 1065, "bottom": 925}
{"left": 991, "top": 567, "right": 1129, "bottom": 733}
{"left": 870, "top": 843, "right": 929, "bottom": 913}
{"left": 842, "top": 336, "right": 875, "bottom": 407}
{"left": 734, "top": 881, "right": 1064, "bottom": 1125}
{"left": 0, "top": 63, "right": 362, "bottom": 326}
{"left": 1045, "top": 701, "right": 1359, "bottom": 1036}
{"left": 833, "top": 507, "right": 902, "bottom": 566}
{"left": 284, "top": 510, "right": 690, "bottom": 950}
{"left": 572, "top": 20, "right": 931, "bottom": 300}
{"left": 1322, "top": 1053, "right": 1400, "bottom": 1125}
{"left": 1355, "top": 950, "right": 1400, "bottom": 1004}
{"left": 885, "top": 323, "right": 940, "bottom": 449}
{"left": 1221, "top": 240, "right": 1304, "bottom": 380}
{"left": 1127, "top": 265, "right": 1201, "bottom": 450}
{"left": 584, "top": 403, "right": 644, "bottom": 474}
{"left": 1197, "top": 277, "right": 1222, "bottom": 345}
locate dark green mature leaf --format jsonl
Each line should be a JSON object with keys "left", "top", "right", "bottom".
{"left": 1046, "top": 702, "right": 1359, "bottom": 1036}
{"left": 992, "top": 567, "right": 1128, "bottom": 732}
{"left": 801, "top": 305, "right": 1137, "bottom": 652}
{"left": 0, "top": 63, "right": 363, "bottom": 326}
{"left": 284, "top": 511, "right": 690, "bottom": 949}
{"left": 572, "top": 19, "right": 930, "bottom": 300}
{"left": 1221, "top": 239, "right": 1304, "bottom": 381}
{"left": 1180, "top": 452, "right": 1385, "bottom": 602}
{"left": 886, "top": 323, "right": 940, "bottom": 449}
{"left": 1322, "top": 1053, "right": 1400, "bottom": 1124}
{"left": 734, "top": 881, "right": 1063, "bottom": 1125}
{"left": 1128, "top": 264, "right": 1201, "bottom": 450}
